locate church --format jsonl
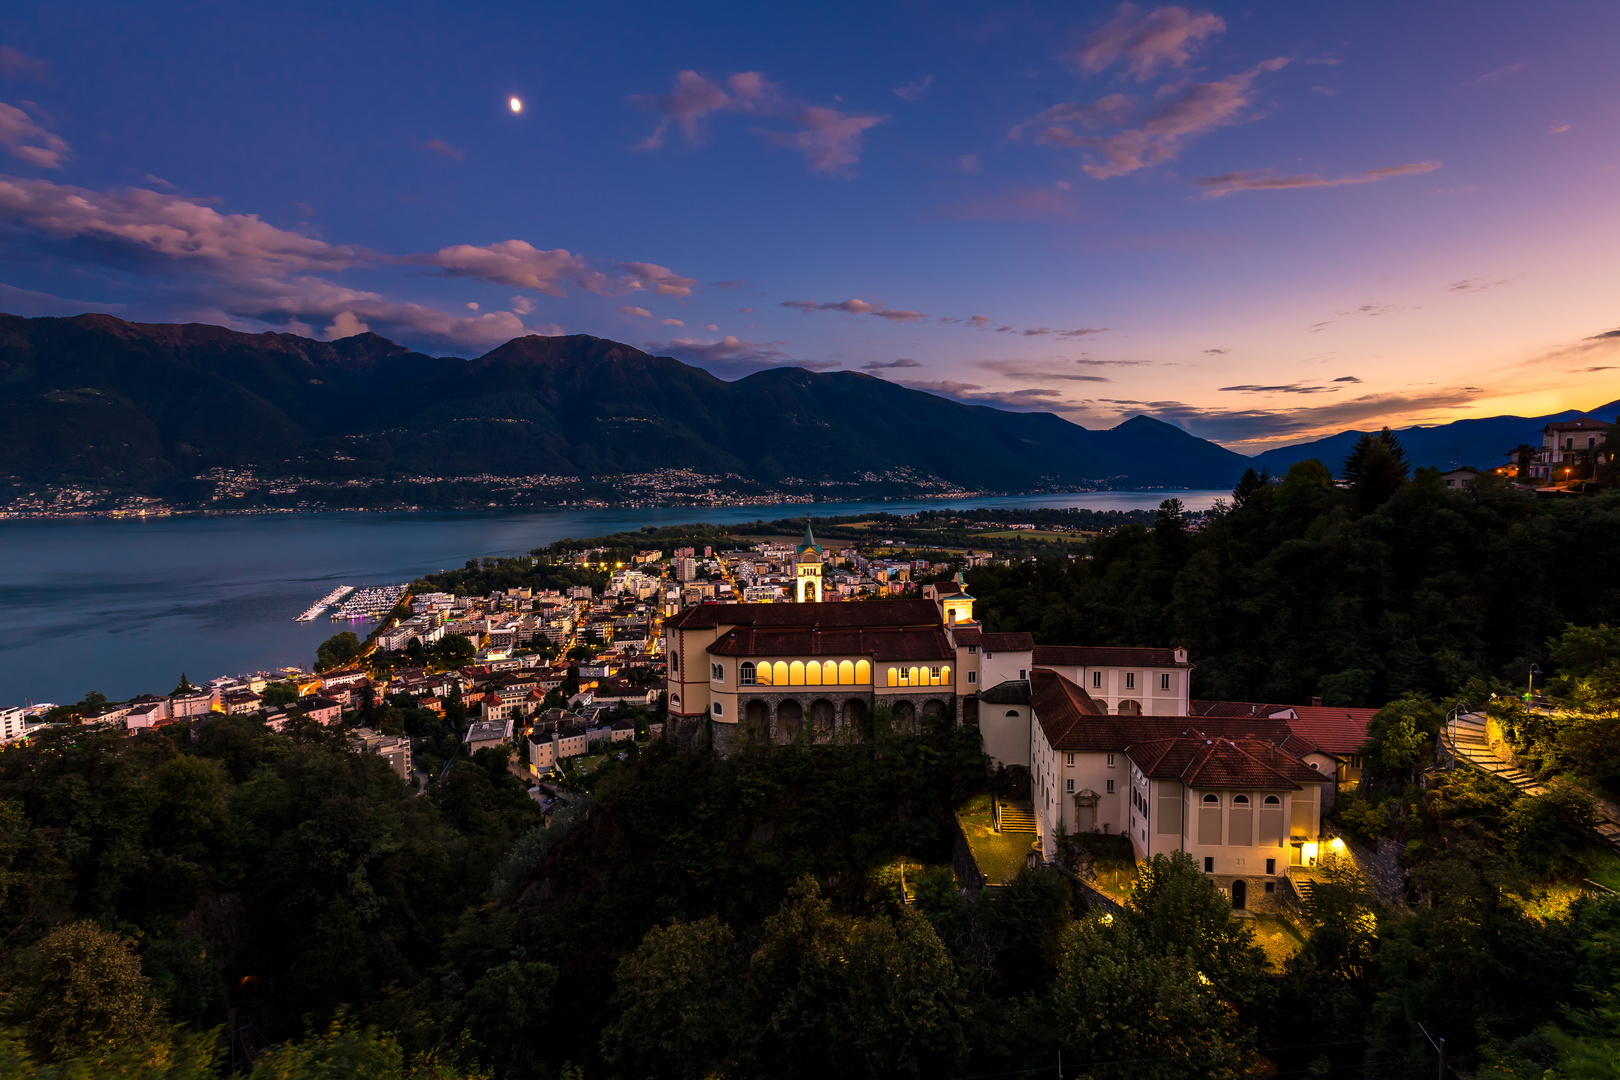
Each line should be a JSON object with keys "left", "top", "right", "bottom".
{"left": 660, "top": 525, "right": 1358, "bottom": 907}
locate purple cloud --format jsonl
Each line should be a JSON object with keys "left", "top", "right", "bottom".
{"left": 1067, "top": 3, "right": 1226, "bottom": 82}
{"left": 0, "top": 101, "right": 69, "bottom": 168}
{"left": 1194, "top": 161, "right": 1441, "bottom": 197}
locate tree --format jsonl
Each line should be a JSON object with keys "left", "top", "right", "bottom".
{"left": 315, "top": 631, "right": 362, "bottom": 672}
{"left": 169, "top": 672, "right": 197, "bottom": 696}
{"left": 1362, "top": 695, "right": 1445, "bottom": 783}
{"left": 1231, "top": 467, "right": 1270, "bottom": 510}
{"left": 430, "top": 634, "right": 476, "bottom": 669}
{"left": 602, "top": 917, "right": 743, "bottom": 1080}
{"left": 25, "top": 921, "right": 164, "bottom": 1061}
{"left": 261, "top": 681, "right": 299, "bottom": 707}
{"left": 1342, "top": 427, "right": 1410, "bottom": 512}
{"left": 461, "top": 960, "right": 558, "bottom": 1080}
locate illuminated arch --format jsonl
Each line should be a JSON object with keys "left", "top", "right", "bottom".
{"left": 822, "top": 660, "right": 837, "bottom": 684}
{"left": 773, "top": 661, "right": 790, "bottom": 686}
{"left": 839, "top": 660, "right": 854, "bottom": 685}
{"left": 789, "top": 661, "right": 805, "bottom": 685}
{"left": 806, "top": 660, "right": 822, "bottom": 686}
{"left": 887, "top": 667, "right": 898, "bottom": 687}
{"left": 854, "top": 659, "right": 870, "bottom": 684}
{"left": 756, "top": 663, "right": 772, "bottom": 686}
{"left": 940, "top": 664, "right": 951, "bottom": 685}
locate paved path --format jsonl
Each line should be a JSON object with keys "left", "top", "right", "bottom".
{"left": 1446, "top": 712, "right": 1620, "bottom": 850}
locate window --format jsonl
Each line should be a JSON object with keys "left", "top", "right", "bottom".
{"left": 1106, "top": 753, "right": 1115, "bottom": 767}
{"left": 1006, "top": 710, "right": 1019, "bottom": 717}
{"left": 1092, "top": 671, "right": 1102, "bottom": 688}
{"left": 1204, "top": 856, "right": 1215, "bottom": 873}
{"left": 967, "top": 644, "right": 978, "bottom": 653}
{"left": 789, "top": 661, "right": 805, "bottom": 685}
{"left": 773, "top": 661, "right": 789, "bottom": 685}
{"left": 1264, "top": 881, "right": 1275, "bottom": 894}
{"left": 968, "top": 671, "right": 977, "bottom": 684}
{"left": 712, "top": 702, "right": 722, "bottom": 716}
{"left": 1019, "top": 668, "right": 1027, "bottom": 680}
{"left": 839, "top": 660, "right": 855, "bottom": 685}
{"left": 1106, "top": 779, "right": 1114, "bottom": 793}
{"left": 930, "top": 666, "right": 942, "bottom": 684}
{"left": 738, "top": 662, "right": 756, "bottom": 686}
{"left": 1066, "top": 778, "right": 1074, "bottom": 793}
{"left": 1065, "top": 752, "right": 1074, "bottom": 766}
{"left": 855, "top": 659, "right": 870, "bottom": 683}
{"left": 711, "top": 662, "right": 724, "bottom": 681}
{"left": 670, "top": 651, "right": 679, "bottom": 672}
{"left": 1125, "top": 672, "right": 1135, "bottom": 689}
{"left": 1265, "top": 857, "right": 1275, "bottom": 875}
{"left": 1160, "top": 673, "right": 1170, "bottom": 691}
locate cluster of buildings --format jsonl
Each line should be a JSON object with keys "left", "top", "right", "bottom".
{"left": 662, "top": 528, "right": 1374, "bottom": 911}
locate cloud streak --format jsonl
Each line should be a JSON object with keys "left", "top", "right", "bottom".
{"left": 782, "top": 298, "right": 926, "bottom": 322}
{"left": 1067, "top": 3, "right": 1225, "bottom": 82}
{"left": 633, "top": 70, "right": 882, "bottom": 176}
{"left": 1193, "top": 160, "right": 1441, "bottom": 197}
{"left": 0, "top": 101, "right": 69, "bottom": 168}
{"left": 1100, "top": 387, "right": 1490, "bottom": 446}
{"left": 1012, "top": 58, "right": 1288, "bottom": 178}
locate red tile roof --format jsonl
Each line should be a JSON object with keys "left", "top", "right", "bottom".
{"left": 1285, "top": 706, "right": 1375, "bottom": 755}
{"left": 950, "top": 627, "right": 982, "bottom": 646}
{"left": 1124, "top": 733, "right": 1323, "bottom": 790}
{"left": 705, "top": 625, "right": 953, "bottom": 662}
{"left": 666, "top": 598, "right": 942, "bottom": 631}
{"left": 1032, "top": 645, "right": 1191, "bottom": 668}
{"left": 982, "top": 632, "right": 1035, "bottom": 652}
{"left": 1190, "top": 699, "right": 1292, "bottom": 719}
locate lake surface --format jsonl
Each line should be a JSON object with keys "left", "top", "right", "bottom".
{"left": 0, "top": 490, "right": 1227, "bottom": 705}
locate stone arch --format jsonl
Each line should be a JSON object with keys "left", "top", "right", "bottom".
{"left": 843, "top": 697, "right": 868, "bottom": 739}
{"left": 777, "top": 698, "right": 804, "bottom": 743}
{"left": 744, "top": 699, "right": 770, "bottom": 742}
{"left": 892, "top": 699, "right": 916, "bottom": 734}
{"left": 921, "top": 698, "right": 947, "bottom": 719}
{"left": 809, "top": 698, "right": 835, "bottom": 741}
{"left": 1117, "top": 699, "right": 1142, "bottom": 716}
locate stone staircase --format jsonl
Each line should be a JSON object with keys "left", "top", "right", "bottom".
{"left": 997, "top": 802, "right": 1037, "bottom": 834}
{"left": 1446, "top": 713, "right": 1620, "bottom": 851}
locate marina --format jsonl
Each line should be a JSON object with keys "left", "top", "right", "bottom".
{"left": 331, "top": 583, "right": 409, "bottom": 621}
{"left": 294, "top": 585, "right": 354, "bottom": 622}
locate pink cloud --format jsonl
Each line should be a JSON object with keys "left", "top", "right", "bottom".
{"left": 781, "top": 298, "right": 926, "bottom": 322}
{"left": 618, "top": 260, "right": 698, "bottom": 298}
{"left": 620, "top": 305, "right": 652, "bottom": 318}
{"left": 420, "top": 243, "right": 698, "bottom": 299}
{"left": 1068, "top": 3, "right": 1226, "bottom": 82}
{"left": 0, "top": 101, "right": 69, "bottom": 168}
{"left": 0, "top": 47, "right": 49, "bottom": 81}
{"left": 420, "top": 138, "right": 465, "bottom": 160}
{"left": 1193, "top": 160, "right": 1441, "bottom": 197}
{"left": 634, "top": 70, "right": 882, "bottom": 175}
{"left": 1012, "top": 59, "right": 1288, "bottom": 178}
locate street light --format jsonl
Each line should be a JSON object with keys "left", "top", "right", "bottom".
{"left": 1528, "top": 663, "right": 1542, "bottom": 702}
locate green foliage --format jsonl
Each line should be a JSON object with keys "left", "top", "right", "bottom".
{"left": 1507, "top": 784, "right": 1598, "bottom": 878}
{"left": 261, "top": 681, "right": 300, "bottom": 707}
{"left": 23, "top": 920, "right": 164, "bottom": 1062}
{"left": 315, "top": 631, "right": 361, "bottom": 672}
{"left": 1363, "top": 695, "right": 1445, "bottom": 782}
{"left": 248, "top": 1019, "right": 488, "bottom": 1079}
{"left": 0, "top": 1024, "right": 219, "bottom": 1080}
{"left": 1549, "top": 623, "right": 1620, "bottom": 687}
{"left": 601, "top": 917, "right": 742, "bottom": 1080}
{"left": 1332, "top": 794, "right": 1390, "bottom": 845}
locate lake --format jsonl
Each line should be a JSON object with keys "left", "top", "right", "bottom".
{"left": 0, "top": 490, "right": 1228, "bottom": 705}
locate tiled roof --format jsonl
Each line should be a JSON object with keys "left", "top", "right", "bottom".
{"left": 978, "top": 679, "right": 1030, "bottom": 705}
{"left": 1029, "top": 670, "right": 1329, "bottom": 788}
{"left": 1032, "top": 645, "right": 1190, "bottom": 668}
{"left": 1286, "top": 706, "right": 1375, "bottom": 755}
{"left": 1190, "top": 699, "right": 1293, "bottom": 719}
{"left": 982, "top": 632, "right": 1035, "bottom": 652}
{"left": 950, "top": 627, "right": 983, "bottom": 646}
{"left": 665, "top": 598, "right": 942, "bottom": 630}
{"left": 705, "top": 625, "right": 954, "bottom": 662}
{"left": 1190, "top": 699, "right": 1373, "bottom": 756}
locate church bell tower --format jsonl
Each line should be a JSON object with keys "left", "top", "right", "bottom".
{"left": 795, "top": 523, "right": 823, "bottom": 603}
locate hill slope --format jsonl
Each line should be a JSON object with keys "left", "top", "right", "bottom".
{"left": 1252, "top": 400, "right": 1620, "bottom": 476}
{"left": 0, "top": 313, "right": 1252, "bottom": 496}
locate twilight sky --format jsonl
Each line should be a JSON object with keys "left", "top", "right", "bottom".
{"left": 1, "top": 1, "right": 1617, "bottom": 450}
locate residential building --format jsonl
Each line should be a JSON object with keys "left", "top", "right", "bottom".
{"left": 465, "top": 717, "right": 513, "bottom": 754}
{"left": 352, "top": 726, "right": 413, "bottom": 781}
{"left": 1516, "top": 416, "right": 1613, "bottom": 483}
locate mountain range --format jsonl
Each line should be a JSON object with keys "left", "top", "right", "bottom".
{"left": 0, "top": 312, "right": 1611, "bottom": 500}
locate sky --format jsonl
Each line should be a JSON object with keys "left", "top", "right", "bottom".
{"left": 1, "top": 1, "right": 1617, "bottom": 452}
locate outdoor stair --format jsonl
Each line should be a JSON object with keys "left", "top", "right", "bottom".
{"left": 1291, "top": 877, "right": 1316, "bottom": 904}
{"left": 1446, "top": 713, "right": 1620, "bottom": 853}
{"left": 997, "top": 803, "right": 1037, "bottom": 834}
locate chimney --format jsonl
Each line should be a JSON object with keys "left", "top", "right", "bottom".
{"left": 1310, "top": 695, "right": 1323, "bottom": 707}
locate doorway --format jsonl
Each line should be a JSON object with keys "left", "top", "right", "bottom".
{"left": 1231, "top": 878, "right": 1247, "bottom": 910}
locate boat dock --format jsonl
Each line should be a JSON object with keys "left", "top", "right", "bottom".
{"left": 295, "top": 585, "right": 354, "bottom": 622}
{"left": 330, "top": 584, "right": 408, "bottom": 620}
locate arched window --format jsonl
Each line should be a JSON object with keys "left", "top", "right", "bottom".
{"left": 789, "top": 660, "right": 805, "bottom": 685}
{"left": 757, "top": 663, "right": 772, "bottom": 686}
{"left": 839, "top": 660, "right": 854, "bottom": 685}
{"left": 772, "top": 661, "right": 789, "bottom": 686}
{"left": 1263, "top": 795, "right": 1280, "bottom": 806}
{"left": 1203, "top": 793, "right": 1219, "bottom": 804}
{"left": 823, "top": 660, "right": 838, "bottom": 684}
{"left": 888, "top": 667, "right": 899, "bottom": 687}
{"left": 909, "top": 666, "right": 920, "bottom": 686}
{"left": 1006, "top": 709, "right": 1019, "bottom": 717}
{"left": 670, "top": 651, "right": 679, "bottom": 672}
{"left": 805, "top": 660, "right": 822, "bottom": 686}
{"left": 739, "top": 662, "right": 756, "bottom": 686}
{"left": 941, "top": 664, "right": 951, "bottom": 684}
{"left": 712, "top": 702, "right": 723, "bottom": 716}
{"left": 854, "top": 659, "right": 870, "bottom": 684}
{"left": 1233, "top": 794, "right": 1250, "bottom": 806}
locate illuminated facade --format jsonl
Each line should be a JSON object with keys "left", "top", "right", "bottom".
{"left": 794, "top": 523, "right": 823, "bottom": 602}
{"left": 664, "top": 597, "right": 965, "bottom": 746}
